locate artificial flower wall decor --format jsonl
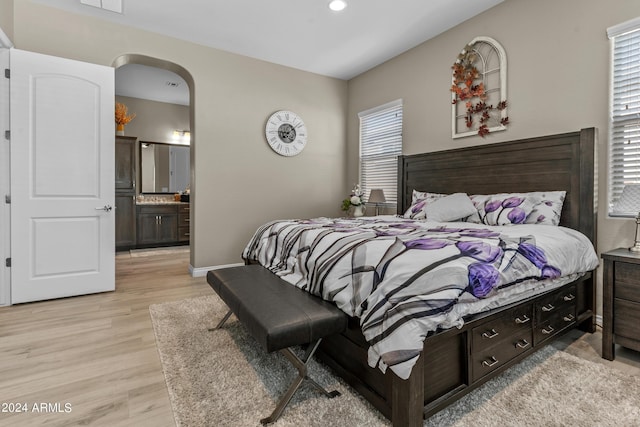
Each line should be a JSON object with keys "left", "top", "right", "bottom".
{"left": 451, "top": 37, "right": 509, "bottom": 138}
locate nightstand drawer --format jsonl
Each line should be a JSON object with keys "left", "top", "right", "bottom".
{"left": 614, "top": 261, "right": 640, "bottom": 285}
{"left": 614, "top": 298, "right": 640, "bottom": 341}
{"left": 615, "top": 262, "right": 640, "bottom": 301}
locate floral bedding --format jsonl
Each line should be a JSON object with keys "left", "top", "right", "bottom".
{"left": 241, "top": 217, "right": 599, "bottom": 379}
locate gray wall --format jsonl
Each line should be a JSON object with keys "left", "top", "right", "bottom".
{"left": 347, "top": 0, "right": 640, "bottom": 316}
{"left": 10, "top": 1, "right": 348, "bottom": 270}
{"left": 115, "top": 95, "right": 189, "bottom": 145}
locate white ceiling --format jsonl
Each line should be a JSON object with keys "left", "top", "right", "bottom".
{"left": 36, "top": 0, "right": 504, "bottom": 104}
{"left": 115, "top": 64, "right": 189, "bottom": 106}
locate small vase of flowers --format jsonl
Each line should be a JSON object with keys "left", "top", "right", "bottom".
{"left": 115, "top": 102, "right": 136, "bottom": 136}
{"left": 341, "top": 184, "right": 366, "bottom": 217}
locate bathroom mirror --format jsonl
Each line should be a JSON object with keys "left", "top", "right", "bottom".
{"left": 140, "top": 141, "right": 190, "bottom": 193}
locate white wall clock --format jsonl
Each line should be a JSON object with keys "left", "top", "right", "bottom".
{"left": 265, "top": 110, "right": 307, "bottom": 156}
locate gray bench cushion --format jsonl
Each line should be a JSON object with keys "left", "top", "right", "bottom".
{"left": 206, "top": 265, "right": 347, "bottom": 353}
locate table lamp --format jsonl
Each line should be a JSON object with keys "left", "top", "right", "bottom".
{"left": 368, "top": 189, "right": 386, "bottom": 216}
{"left": 612, "top": 184, "right": 640, "bottom": 252}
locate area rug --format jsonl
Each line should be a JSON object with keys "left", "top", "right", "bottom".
{"left": 150, "top": 295, "right": 640, "bottom": 427}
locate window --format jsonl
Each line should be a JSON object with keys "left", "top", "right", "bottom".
{"left": 608, "top": 17, "right": 640, "bottom": 216}
{"left": 358, "top": 99, "right": 403, "bottom": 207}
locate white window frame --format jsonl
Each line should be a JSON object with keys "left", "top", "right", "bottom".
{"left": 608, "top": 17, "right": 640, "bottom": 217}
{"left": 358, "top": 99, "right": 403, "bottom": 209}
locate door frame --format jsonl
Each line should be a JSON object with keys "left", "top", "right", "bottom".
{"left": 0, "top": 26, "right": 12, "bottom": 306}
{"left": 112, "top": 54, "right": 196, "bottom": 270}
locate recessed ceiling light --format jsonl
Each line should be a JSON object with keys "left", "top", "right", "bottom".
{"left": 328, "top": 0, "right": 347, "bottom": 12}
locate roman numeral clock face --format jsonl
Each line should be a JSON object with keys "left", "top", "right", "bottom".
{"left": 265, "top": 110, "right": 307, "bottom": 156}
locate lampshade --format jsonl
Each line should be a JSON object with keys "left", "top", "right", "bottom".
{"left": 368, "top": 189, "right": 386, "bottom": 204}
{"left": 612, "top": 184, "right": 640, "bottom": 216}
{"left": 612, "top": 184, "right": 640, "bottom": 252}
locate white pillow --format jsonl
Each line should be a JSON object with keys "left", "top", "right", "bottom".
{"left": 424, "top": 193, "right": 477, "bottom": 222}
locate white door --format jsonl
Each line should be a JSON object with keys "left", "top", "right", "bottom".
{"left": 10, "top": 49, "right": 115, "bottom": 304}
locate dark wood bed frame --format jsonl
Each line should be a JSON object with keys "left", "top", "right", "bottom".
{"left": 315, "top": 128, "right": 597, "bottom": 426}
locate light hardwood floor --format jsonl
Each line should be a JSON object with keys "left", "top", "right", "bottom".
{"left": 1, "top": 250, "right": 639, "bottom": 426}
{"left": 0, "top": 249, "right": 210, "bottom": 427}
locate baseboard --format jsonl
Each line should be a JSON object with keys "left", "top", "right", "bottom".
{"left": 189, "top": 262, "right": 244, "bottom": 277}
{"left": 595, "top": 313, "right": 603, "bottom": 328}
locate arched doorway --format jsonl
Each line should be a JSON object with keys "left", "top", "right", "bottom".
{"left": 112, "top": 54, "right": 196, "bottom": 266}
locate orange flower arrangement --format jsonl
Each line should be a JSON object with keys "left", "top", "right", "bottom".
{"left": 451, "top": 44, "right": 508, "bottom": 137}
{"left": 115, "top": 102, "right": 136, "bottom": 126}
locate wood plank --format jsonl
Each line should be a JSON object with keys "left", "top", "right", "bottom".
{"left": 0, "top": 250, "right": 209, "bottom": 426}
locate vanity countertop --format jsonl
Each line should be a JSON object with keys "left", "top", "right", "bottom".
{"left": 136, "top": 200, "right": 189, "bottom": 206}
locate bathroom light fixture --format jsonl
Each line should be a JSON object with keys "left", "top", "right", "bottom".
{"left": 172, "top": 130, "right": 191, "bottom": 145}
{"left": 328, "top": 0, "right": 347, "bottom": 12}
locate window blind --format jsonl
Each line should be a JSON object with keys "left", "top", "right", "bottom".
{"left": 609, "top": 20, "right": 640, "bottom": 216}
{"left": 358, "top": 100, "right": 403, "bottom": 206}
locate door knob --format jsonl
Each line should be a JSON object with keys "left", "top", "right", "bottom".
{"left": 95, "top": 205, "right": 113, "bottom": 212}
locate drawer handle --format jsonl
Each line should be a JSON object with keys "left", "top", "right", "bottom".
{"left": 515, "top": 339, "right": 530, "bottom": 349}
{"left": 515, "top": 315, "right": 530, "bottom": 324}
{"left": 541, "top": 325, "right": 555, "bottom": 335}
{"left": 563, "top": 294, "right": 575, "bottom": 302}
{"left": 563, "top": 314, "right": 575, "bottom": 322}
{"left": 541, "top": 304, "right": 555, "bottom": 312}
{"left": 482, "top": 356, "right": 499, "bottom": 367}
{"left": 482, "top": 329, "right": 500, "bottom": 339}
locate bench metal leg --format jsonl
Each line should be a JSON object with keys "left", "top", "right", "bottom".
{"left": 208, "top": 309, "right": 232, "bottom": 331}
{"left": 260, "top": 338, "right": 340, "bottom": 425}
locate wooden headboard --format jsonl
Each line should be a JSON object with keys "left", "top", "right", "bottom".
{"left": 397, "top": 128, "right": 596, "bottom": 244}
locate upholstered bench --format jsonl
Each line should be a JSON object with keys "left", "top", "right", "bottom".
{"left": 206, "top": 265, "right": 348, "bottom": 424}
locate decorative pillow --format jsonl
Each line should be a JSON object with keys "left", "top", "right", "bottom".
{"left": 469, "top": 193, "right": 541, "bottom": 226}
{"left": 467, "top": 191, "right": 565, "bottom": 226}
{"left": 411, "top": 190, "right": 446, "bottom": 205}
{"left": 403, "top": 190, "right": 446, "bottom": 219}
{"left": 403, "top": 199, "right": 428, "bottom": 219}
{"left": 524, "top": 191, "right": 566, "bottom": 226}
{"left": 424, "top": 193, "right": 477, "bottom": 222}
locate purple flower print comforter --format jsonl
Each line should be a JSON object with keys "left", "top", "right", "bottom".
{"left": 242, "top": 217, "right": 599, "bottom": 379}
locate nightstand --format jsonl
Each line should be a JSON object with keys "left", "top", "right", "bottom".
{"left": 602, "top": 248, "right": 640, "bottom": 360}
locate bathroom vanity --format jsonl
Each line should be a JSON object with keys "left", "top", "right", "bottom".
{"left": 115, "top": 136, "right": 190, "bottom": 251}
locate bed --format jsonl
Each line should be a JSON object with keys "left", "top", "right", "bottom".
{"left": 243, "top": 128, "right": 597, "bottom": 426}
